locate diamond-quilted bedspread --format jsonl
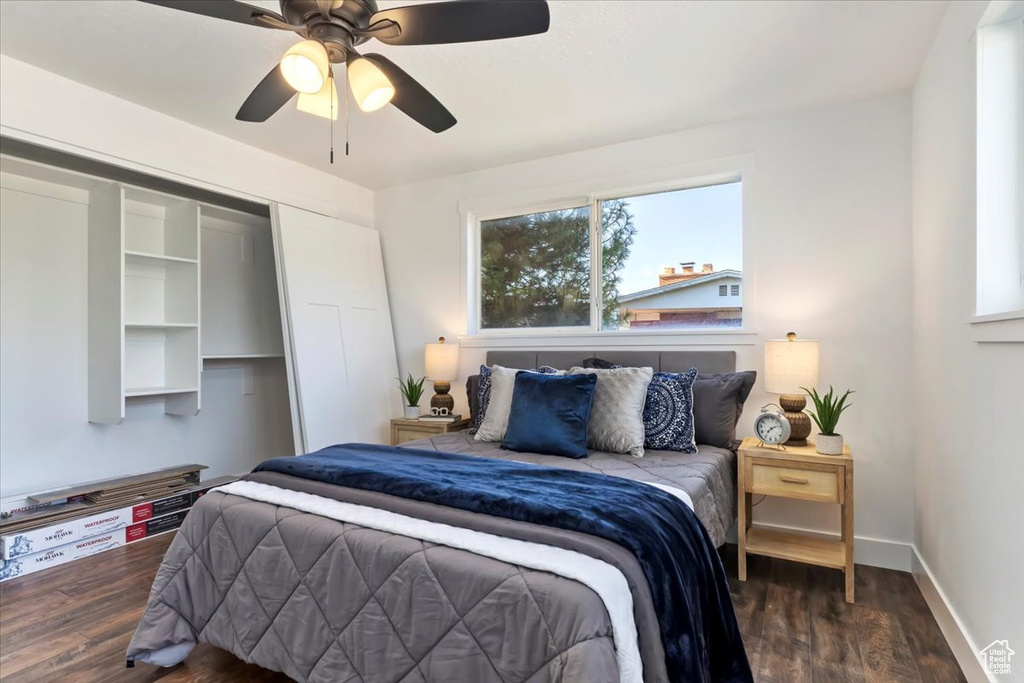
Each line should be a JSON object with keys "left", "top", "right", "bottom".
{"left": 127, "top": 489, "right": 619, "bottom": 683}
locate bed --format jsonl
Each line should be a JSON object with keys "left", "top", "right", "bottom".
{"left": 127, "top": 351, "right": 753, "bottom": 683}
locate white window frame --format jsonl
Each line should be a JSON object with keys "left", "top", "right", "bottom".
{"left": 459, "top": 154, "right": 757, "bottom": 346}
{"left": 971, "top": 1, "right": 1024, "bottom": 343}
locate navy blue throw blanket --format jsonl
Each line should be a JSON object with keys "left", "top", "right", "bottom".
{"left": 254, "top": 443, "right": 752, "bottom": 683}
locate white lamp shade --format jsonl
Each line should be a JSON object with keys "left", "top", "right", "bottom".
{"left": 764, "top": 337, "right": 819, "bottom": 394}
{"left": 424, "top": 339, "right": 459, "bottom": 381}
{"left": 280, "top": 40, "right": 329, "bottom": 94}
{"left": 348, "top": 57, "right": 395, "bottom": 112}
{"left": 297, "top": 77, "right": 339, "bottom": 120}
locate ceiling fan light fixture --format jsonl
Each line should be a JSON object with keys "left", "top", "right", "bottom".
{"left": 296, "top": 76, "right": 339, "bottom": 120}
{"left": 280, "top": 39, "right": 329, "bottom": 94}
{"left": 348, "top": 57, "right": 395, "bottom": 112}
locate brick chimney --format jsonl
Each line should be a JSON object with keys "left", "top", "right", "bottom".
{"left": 658, "top": 261, "right": 707, "bottom": 286}
{"left": 702, "top": 263, "right": 714, "bottom": 274}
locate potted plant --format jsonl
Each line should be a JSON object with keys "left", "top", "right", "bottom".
{"left": 801, "top": 385, "right": 854, "bottom": 455}
{"left": 398, "top": 374, "right": 426, "bottom": 419}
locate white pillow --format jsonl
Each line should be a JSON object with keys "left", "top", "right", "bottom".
{"left": 569, "top": 366, "right": 654, "bottom": 457}
{"left": 474, "top": 365, "right": 564, "bottom": 442}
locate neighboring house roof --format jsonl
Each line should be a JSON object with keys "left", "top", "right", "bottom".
{"left": 617, "top": 270, "right": 742, "bottom": 303}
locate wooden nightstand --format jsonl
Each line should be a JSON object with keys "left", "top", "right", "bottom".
{"left": 737, "top": 436, "right": 855, "bottom": 603}
{"left": 390, "top": 417, "right": 471, "bottom": 446}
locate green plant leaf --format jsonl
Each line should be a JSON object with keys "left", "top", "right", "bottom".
{"left": 397, "top": 373, "right": 426, "bottom": 406}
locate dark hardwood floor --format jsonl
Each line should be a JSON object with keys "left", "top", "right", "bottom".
{"left": 0, "top": 533, "right": 965, "bottom": 682}
{"left": 719, "top": 545, "right": 966, "bottom": 683}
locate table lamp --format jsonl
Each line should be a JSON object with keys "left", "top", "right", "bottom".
{"left": 764, "top": 332, "right": 819, "bottom": 446}
{"left": 424, "top": 336, "right": 459, "bottom": 414}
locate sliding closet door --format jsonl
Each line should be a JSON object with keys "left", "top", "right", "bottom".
{"left": 271, "top": 204, "right": 400, "bottom": 453}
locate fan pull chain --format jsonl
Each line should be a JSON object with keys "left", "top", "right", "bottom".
{"left": 345, "top": 73, "right": 350, "bottom": 157}
{"left": 329, "top": 67, "right": 335, "bottom": 164}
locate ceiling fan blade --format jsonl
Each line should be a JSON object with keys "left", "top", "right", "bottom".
{"left": 360, "top": 53, "right": 456, "bottom": 133}
{"left": 137, "top": 0, "right": 286, "bottom": 28}
{"left": 366, "top": 0, "right": 550, "bottom": 46}
{"left": 236, "top": 65, "right": 295, "bottom": 122}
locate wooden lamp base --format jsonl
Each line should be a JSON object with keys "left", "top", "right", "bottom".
{"left": 430, "top": 381, "right": 455, "bottom": 412}
{"left": 779, "top": 394, "right": 812, "bottom": 446}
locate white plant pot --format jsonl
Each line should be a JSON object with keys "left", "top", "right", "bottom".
{"left": 816, "top": 433, "right": 844, "bottom": 455}
{"left": 403, "top": 405, "right": 421, "bottom": 419}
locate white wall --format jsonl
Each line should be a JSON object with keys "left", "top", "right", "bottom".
{"left": 375, "top": 93, "right": 915, "bottom": 566}
{"left": 912, "top": 1, "right": 1024, "bottom": 679}
{"left": 0, "top": 55, "right": 376, "bottom": 498}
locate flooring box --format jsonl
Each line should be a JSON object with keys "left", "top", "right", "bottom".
{"left": 0, "top": 477, "right": 232, "bottom": 560}
{"left": 0, "top": 508, "right": 191, "bottom": 583}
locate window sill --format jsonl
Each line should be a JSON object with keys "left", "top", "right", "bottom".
{"left": 969, "top": 310, "right": 1024, "bottom": 343}
{"left": 459, "top": 329, "right": 759, "bottom": 348}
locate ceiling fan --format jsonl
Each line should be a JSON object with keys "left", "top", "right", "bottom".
{"left": 139, "top": 0, "right": 551, "bottom": 133}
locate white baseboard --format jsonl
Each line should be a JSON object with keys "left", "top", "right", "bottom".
{"left": 911, "top": 547, "right": 992, "bottom": 683}
{"left": 729, "top": 521, "right": 912, "bottom": 571}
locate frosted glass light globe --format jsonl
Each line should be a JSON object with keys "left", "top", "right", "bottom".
{"left": 280, "top": 40, "right": 329, "bottom": 94}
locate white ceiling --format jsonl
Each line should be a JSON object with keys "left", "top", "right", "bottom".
{"left": 0, "top": 0, "right": 948, "bottom": 189}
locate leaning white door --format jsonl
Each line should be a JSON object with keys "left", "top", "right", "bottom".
{"left": 271, "top": 203, "right": 400, "bottom": 454}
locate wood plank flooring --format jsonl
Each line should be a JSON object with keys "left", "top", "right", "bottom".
{"left": 720, "top": 545, "right": 967, "bottom": 683}
{"left": 0, "top": 534, "right": 965, "bottom": 682}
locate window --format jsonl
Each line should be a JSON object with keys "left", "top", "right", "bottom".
{"left": 976, "top": 4, "right": 1024, "bottom": 317}
{"left": 479, "top": 206, "right": 591, "bottom": 329}
{"left": 477, "top": 180, "right": 743, "bottom": 332}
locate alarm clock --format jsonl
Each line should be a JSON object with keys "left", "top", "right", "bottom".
{"left": 755, "top": 405, "right": 791, "bottom": 447}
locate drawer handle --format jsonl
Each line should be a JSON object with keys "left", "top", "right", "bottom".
{"left": 779, "top": 476, "right": 809, "bottom": 485}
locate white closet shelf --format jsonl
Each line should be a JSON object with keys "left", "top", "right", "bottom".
{"left": 125, "top": 322, "right": 199, "bottom": 329}
{"left": 203, "top": 353, "right": 285, "bottom": 360}
{"left": 125, "top": 386, "right": 199, "bottom": 398}
{"left": 124, "top": 250, "right": 198, "bottom": 265}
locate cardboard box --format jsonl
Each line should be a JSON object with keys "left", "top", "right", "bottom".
{"left": 1, "top": 477, "right": 232, "bottom": 560}
{"left": 0, "top": 508, "right": 191, "bottom": 583}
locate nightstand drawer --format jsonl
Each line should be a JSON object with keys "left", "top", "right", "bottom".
{"left": 748, "top": 461, "right": 843, "bottom": 503}
{"left": 390, "top": 417, "right": 471, "bottom": 446}
{"left": 393, "top": 425, "right": 437, "bottom": 445}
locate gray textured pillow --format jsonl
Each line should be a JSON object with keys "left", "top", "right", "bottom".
{"left": 569, "top": 366, "right": 653, "bottom": 457}
{"left": 692, "top": 371, "right": 756, "bottom": 448}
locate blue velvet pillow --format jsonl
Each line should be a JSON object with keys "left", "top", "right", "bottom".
{"left": 474, "top": 363, "right": 560, "bottom": 431}
{"left": 502, "top": 372, "right": 597, "bottom": 459}
{"left": 642, "top": 368, "right": 699, "bottom": 453}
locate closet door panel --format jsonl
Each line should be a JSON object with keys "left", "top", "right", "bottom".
{"left": 271, "top": 204, "right": 400, "bottom": 453}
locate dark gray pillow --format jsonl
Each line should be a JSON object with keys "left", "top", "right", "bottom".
{"left": 581, "top": 357, "right": 620, "bottom": 370}
{"left": 692, "top": 371, "right": 756, "bottom": 449}
{"left": 466, "top": 375, "right": 481, "bottom": 429}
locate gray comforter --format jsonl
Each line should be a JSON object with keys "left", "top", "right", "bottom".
{"left": 127, "top": 441, "right": 736, "bottom": 682}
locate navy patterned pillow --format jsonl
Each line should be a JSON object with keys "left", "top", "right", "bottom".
{"left": 642, "top": 368, "right": 698, "bottom": 453}
{"left": 475, "top": 364, "right": 560, "bottom": 431}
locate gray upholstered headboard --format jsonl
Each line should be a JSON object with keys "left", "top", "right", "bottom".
{"left": 485, "top": 350, "right": 736, "bottom": 375}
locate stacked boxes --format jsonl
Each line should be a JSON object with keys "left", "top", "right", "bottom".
{"left": 0, "top": 477, "right": 234, "bottom": 582}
